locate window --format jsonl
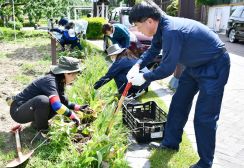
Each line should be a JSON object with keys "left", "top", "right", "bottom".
{"left": 231, "top": 7, "right": 244, "bottom": 17}
{"left": 241, "top": 10, "right": 244, "bottom": 18}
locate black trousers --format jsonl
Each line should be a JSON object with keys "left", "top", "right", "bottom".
{"left": 10, "top": 95, "right": 56, "bottom": 130}
{"left": 60, "top": 38, "right": 83, "bottom": 51}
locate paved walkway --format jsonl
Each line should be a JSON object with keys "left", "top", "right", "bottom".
{"left": 88, "top": 40, "right": 244, "bottom": 168}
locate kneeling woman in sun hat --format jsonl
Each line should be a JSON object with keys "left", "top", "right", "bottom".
{"left": 9, "top": 56, "right": 88, "bottom": 130}
{"left": 94, "top": 44, "right": 151, "bottom": 97}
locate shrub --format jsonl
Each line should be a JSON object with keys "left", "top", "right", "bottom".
{"left": 0, "top": 19, "right": 4, "bottom": 27}
{"left": 166, "top": 0, "right": 179, "bottom": 16}
{"left": 6, "top": 21, "right": 23, "bottom": 30}
{"left": 23, "top": 22, "right": 36, "bottom": 27}
{"left": 84, "top": 17, "right": 107, "bottom": 39}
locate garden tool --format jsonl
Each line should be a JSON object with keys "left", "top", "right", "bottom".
{"left": 6, "top": 125, "right": 34, "bottom": 168}
{"left": 106, "top": 82, "right": 132, "bottom": 135}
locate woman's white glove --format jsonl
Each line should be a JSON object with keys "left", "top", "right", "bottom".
{"left": 129, "top": 73, "right": 146, "bottom": 86}
{"left": 126, "top": 64, "right": 140, "bottom": 81}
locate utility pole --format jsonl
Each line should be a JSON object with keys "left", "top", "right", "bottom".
{"left": 12, "top": 0, "right": 16, "bottom": 41}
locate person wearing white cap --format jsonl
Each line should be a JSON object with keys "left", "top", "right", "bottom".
{"left": 94, "top": 44, "right": 150, "bottom": 97}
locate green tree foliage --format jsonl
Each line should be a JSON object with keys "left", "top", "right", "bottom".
{"left": 0, "top": 0, "right": 81, "bottom": 25}
{"left": 22, "top": 0, "right": 69, "bottom": 23}
{"left": 197, "top": 0, "right": 231, "bottom": 5}
{"left": 197, "top": 0, "right": 215, "bottom": 5}
{"left": 166, "top": 0, "right": 179, "bottom": 16}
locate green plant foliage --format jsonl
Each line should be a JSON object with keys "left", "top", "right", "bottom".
{"left": 65, "top": 45, "right": 130, "bottom": 167}
{"left": 22, "top": 0, "right": 69, "bottom": 23}
{"left": 197, "top": 0, "right": 230, "bottom": 5}
{"left": 0, "top": 27, "right": 48, "bottom": 41}
{"left": 197, "top": 0, "right": 215, "bottom": 5}
{"left": 22, "top": 22, "right": 36, "bottom": 27}
{"left": 84, "top": 17, "right": 108, "bottom": 39}
{"left": 166, "top": 0, "right": 179, "bottom": 16}
{"left": 0, "top": 19, "right": 3, "bottom": 27}
{"left": 6, "top": 21, "right": 23, "bottom": 30}
{"left": 14, "top": 40, "right": 130, "bottom": 167}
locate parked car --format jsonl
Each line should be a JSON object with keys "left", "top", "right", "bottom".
{"left": 226, "top": 6, "right": 244, "bottom": 43}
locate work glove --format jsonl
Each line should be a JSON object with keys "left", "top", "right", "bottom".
{"left": 129, "top": 73, "right": 146, "bottom": 86}
{"left": 80, "top": 104, "right": 94, "bottom": 114}
{"left": 79, "top": 104, "right": 89, "bottom": 111}
{"left": 126, "top": 64, "right": 140, "bottom": 81}
{"left": 69, "top": 112, "right": 80, "bottom": 126}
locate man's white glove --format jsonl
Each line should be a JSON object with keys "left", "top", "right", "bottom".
{"left": 126, "top": 64, "right": 140, "bottom": 81}
{"left": 129, "top": 73, "right": 146, "bottom": 86}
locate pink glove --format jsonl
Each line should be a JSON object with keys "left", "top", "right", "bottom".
{"left": 69, "top": 112, "right": 80, "bottom": 126}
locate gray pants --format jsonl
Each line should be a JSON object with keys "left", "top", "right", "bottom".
{"left": 10, "top": 95, "right": 56, "bottom": 130}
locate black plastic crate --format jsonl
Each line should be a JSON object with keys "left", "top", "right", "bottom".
{"left": 122, "top": 101, "right": 167, "bottom": 143}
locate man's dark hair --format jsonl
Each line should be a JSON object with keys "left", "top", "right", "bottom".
{"left": 102, "top": 23, "right": 113, "bottom": 34}
{"left": 129, "top": 0, "right": 165, "bottom": 24}
{"left": 58, "top": 18, "right": 69, "bottom": 26}
{"left": 65, "top": 22, "right": 75, "bottom": 30}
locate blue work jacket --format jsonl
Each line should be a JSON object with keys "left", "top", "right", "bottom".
{"left": 94, "top": 57, "right": 150, "bottom": 94}
{"left": 107, "top": 24, "right": 130, "bottom": 48}
{"left": 138, "top": 15, "right": 226, "bottom": 82}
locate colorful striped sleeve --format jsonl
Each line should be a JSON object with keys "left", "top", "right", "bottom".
{"left": 68, "top": 102, "right": 81, "bottom": 111}
{"left": 49, "top": 95, "right": 72, "bottom": 117}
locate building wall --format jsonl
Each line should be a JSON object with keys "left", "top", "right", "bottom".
{"left": 207, "top": 6, "right": 231, "bottom": 32}
{"left": 230, "top": 0, "right": 244, "bottom": 3}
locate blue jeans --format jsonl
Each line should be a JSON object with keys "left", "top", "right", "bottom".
{"left": 162, "top": 53, "right": 230, "bottom": 168}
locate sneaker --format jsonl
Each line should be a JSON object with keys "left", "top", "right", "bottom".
{"left": 149, "top": 142, "right": 179, "bottom": 151}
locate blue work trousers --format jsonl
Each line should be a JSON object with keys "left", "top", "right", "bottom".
{"left": 162, "top": 53, "right": 230, "bottom": 168}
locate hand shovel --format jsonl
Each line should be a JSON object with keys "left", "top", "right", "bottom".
{"left": 106, "top": 82, "right": 132, "bottom": 135}
{"left": 6, "top": 125, "right": 34, "bottom": 168}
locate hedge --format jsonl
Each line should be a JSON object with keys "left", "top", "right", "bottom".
{"left": 6, "top": 21, "right": 23, "bottom": 30}
{"left": 84, "top": 17, "right": 107, "bottom": 39}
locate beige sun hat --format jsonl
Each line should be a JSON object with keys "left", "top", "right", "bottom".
{"left": 50, "top": 56, "right": 81, "bottom": 74}
{"left": 106, "top": 44, "right": 126, "bottom": 56}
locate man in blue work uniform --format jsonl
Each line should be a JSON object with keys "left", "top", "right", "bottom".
{"left": 102, "top": 23, "right": 130, "bottom": 48}
{"left": 126, "top": 1, "right": 230, "bottom": 168}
